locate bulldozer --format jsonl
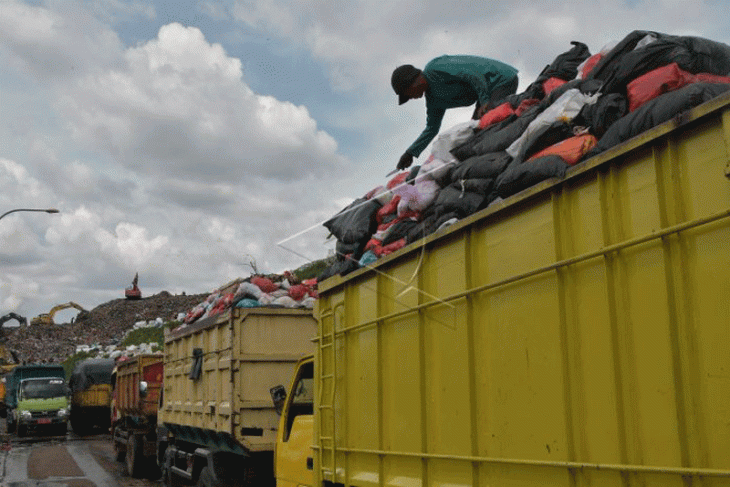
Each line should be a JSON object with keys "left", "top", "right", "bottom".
{"left": 30, "top": 302, "right": 89, "bottom": 326}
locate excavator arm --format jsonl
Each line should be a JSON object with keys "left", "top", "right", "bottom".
{"left": 30, "top": 302, "right": 88, "bottom": 325}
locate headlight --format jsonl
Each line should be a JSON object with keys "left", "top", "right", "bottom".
{"left": 57, "top": 408, "right": 69, "bottom": 418}
{"left": 20, "top": 410, "right": 32, "bottom": 420}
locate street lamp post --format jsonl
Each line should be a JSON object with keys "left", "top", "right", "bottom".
{"left": 0, "top": 208, "right": 59, "bottom": 221}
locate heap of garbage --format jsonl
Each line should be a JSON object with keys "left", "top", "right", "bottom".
{"left": 180, "top": 272, "right": 318, "bottom": 327}
{"left": 319, "top": 30, "right": 730, "bottom": 280}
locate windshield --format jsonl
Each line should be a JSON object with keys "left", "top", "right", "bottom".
{"left": 20, "top": 378, "right": 66, "bottom": 399}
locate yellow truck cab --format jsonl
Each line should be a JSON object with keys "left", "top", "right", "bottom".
{"left": 273, "top": 355, "right": 314, "bottom": 487}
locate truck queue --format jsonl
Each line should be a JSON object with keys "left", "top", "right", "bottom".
{"left": 4, "top": 30, "right": 730, "bottom": 487}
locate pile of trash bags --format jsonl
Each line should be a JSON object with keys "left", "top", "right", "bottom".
{"left": 181, "top": 272, "right": 318, "bottom": 326}
{"left": 319, "top": 30, "right": 730, "bottom": 281}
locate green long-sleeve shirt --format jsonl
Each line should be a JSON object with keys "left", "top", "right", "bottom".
{"left": 407, "top": 55, "right": 518, "bottom": 157}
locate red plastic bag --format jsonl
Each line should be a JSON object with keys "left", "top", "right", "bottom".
{"left": 542, "top": 77, "right": 567, "bottom": 95}
{"left": 376, "top": 195, "right": 400, "bottom": 224}
{"left": 515, "top": 98, "right": 540, "bottom": 116}
{"left": 288, "top": 284, "right": 309, "bottom": 302}
{"left": 579, "top": 53, "right": 603, "bottom": 79}
{"left": 527, "top": 133, "right": 598, "bottom": 165}
{"left": 478, "top": 102, "right": 515, "bottom": 129}
{"left": 627, "top": 63, "right": 730, "bottom": 112}
{"left": 373, "top": 238, "right": 406, "bottom": 257}
{"left": 386, "top": 172, "right": 408, "bottom": 189}
{"left": 251, "top": 276, "right": 278, "bottom": 293}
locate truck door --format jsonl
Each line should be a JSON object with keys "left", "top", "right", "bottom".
{"left": 275, "top": 359, "right": 314, "bottom": 487}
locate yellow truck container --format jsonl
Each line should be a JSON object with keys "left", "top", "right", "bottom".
{"left": 69, "top": 358, "right": 115, "bottom": 435}
{"left": 159, "top": 307, "right": 316, "bottom": 487}
{"left": 276, "top": 91, "right": 730, "bottom": 487}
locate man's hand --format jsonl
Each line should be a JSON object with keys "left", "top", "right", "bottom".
{"left": 397, "top": 152, "right": 414, "bottom": 170}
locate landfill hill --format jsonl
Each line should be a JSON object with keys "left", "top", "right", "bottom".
{"left": 2, "top": 259, "right": 332, "bottom": 365}
{"left": 3, "top": 290, "right": 208, "bottom": 365}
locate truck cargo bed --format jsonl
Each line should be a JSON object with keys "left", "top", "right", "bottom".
{"left": 315, "top": 91, "right": 730, "bottom": 486}
{"left": 160, "top": 307, "right": 316, "bottom": 454}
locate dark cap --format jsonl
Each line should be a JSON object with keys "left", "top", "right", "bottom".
{"left": 391, "top": 65, "right": 422, "bottom": 105}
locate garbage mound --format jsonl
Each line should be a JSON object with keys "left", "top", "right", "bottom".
{"left": 319, "top": 30, "right": 730, "bottom": 280}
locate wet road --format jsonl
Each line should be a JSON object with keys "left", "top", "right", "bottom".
{"left": 0, "top": 423, "right": 159, "bottom": 487}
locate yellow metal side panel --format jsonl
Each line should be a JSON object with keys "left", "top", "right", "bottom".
{"left": 74, "top": 384, "right": 112, "bottom": 407}
{"left": 316, "top": 97, "right": 730, "bottom": 487}
{"left": 381, "top": 315, "right": 421, "bottom": 454}
{"left": 232, "top": 310, "right": 316, "bottom": 451}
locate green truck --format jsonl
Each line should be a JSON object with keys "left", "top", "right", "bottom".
{"left": 5, "top": 364, "right": 69, "bottom": 437}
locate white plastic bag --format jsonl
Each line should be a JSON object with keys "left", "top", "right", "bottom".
{"left": 507, "top": 89, "right": 598, "bottom": 160}
{"left": 393, "top": 178, "right": 440, "bottom": 215}
{"left": 431, "top": 120, "right": 479, "bottom": 163}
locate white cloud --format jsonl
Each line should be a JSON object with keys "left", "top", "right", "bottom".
{"left": 1, "top": 0, "right": 730, "bottom": 323}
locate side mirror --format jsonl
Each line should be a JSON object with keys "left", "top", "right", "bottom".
{"left": 270, "top": 385, "right": 286, "bottom": 415}
{"left": 139, "top": 381, "right": 148, "bottom": 398}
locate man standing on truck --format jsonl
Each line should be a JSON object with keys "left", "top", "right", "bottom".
{"left": 391, "top": 54, "right": 519, "bottom": 170}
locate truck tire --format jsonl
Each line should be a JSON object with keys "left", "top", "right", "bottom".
{"left": 6, "top": 417, "right": 15, "bottom": 433}
{"left": 126, "top": 433, "right": 144, "bottom": 478}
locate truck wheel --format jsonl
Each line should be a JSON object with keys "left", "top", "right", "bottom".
{"left": 126, "top": 434, "right": 144, "bottom": 478}
{"left": 6, "top": 417, "right": 15, "bottom": 433}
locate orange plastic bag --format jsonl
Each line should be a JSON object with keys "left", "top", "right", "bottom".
{"left": 478, "top": 102, "right": 515, "bottom": 129}
{"left": 527, "top": 133, "right": 598, "bottom": 165}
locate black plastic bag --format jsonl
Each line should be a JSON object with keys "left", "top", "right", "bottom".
{"left": 323, "top": 197, "right": 381, "bottom": 244}
{"left": 449, "top": 152, "right": 512, "bottom": 181}
{"left": 317, "top": 258, "right": 361, "bottom": 282}
{"left": 451, "top": 105, "right": 542, "bottom": 160}
{"left": 495, "top": 155, "right": 569, "bottom": 198}
{"left": 574, "top": 93, "right": 628, "bottom": 138}
{"left": 587, "top": 83, "right": 730, "bottom": 157}
{"left": 432, "top": 184, "right": 487, "bottom": 218}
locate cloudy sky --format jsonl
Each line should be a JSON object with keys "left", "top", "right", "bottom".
{"left": 1, "top": 0, "right": 729, "bottom": 324}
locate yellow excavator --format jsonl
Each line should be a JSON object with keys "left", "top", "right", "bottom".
{"left": 30, "top": 302, "right": 89, "bottom": 326}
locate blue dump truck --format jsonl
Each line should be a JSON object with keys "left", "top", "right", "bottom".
{"left": 5, "top": 364, "right": 69, "bottom": 437}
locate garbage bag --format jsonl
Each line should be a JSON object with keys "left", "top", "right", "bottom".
{"left": 587, "top": 82, "right": 730, "bottom": 157}
{"left": 432, "top": 184, "right": 487, "bottom": 218}
{"left": 574, "top": 93, "right": 628, "bottom": 138}
{"left": 324, "top": 197, "right": 381, "bottom": 244}
{"left": 451, "top": 105, "right": 542, "bottom": 160}
{"left": 495, "top": 155, "right": 569, "bottom": 198}
{"left": 449, "top": 152, "right": 512, "bottom": 181}
{"left": 527, "top": 133, "right": 598, "bottom": 165}
{"left": 507, "top": 88, "right": 599, "bottom": 160}
{"left": 317, "top": 257, "right": 360, "bottom": 282}
{"left": 587, "top": 31, "right": 730, "bottom": 95}
{"left": 627, "top": 62, "right": 730, "bottom": 111}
